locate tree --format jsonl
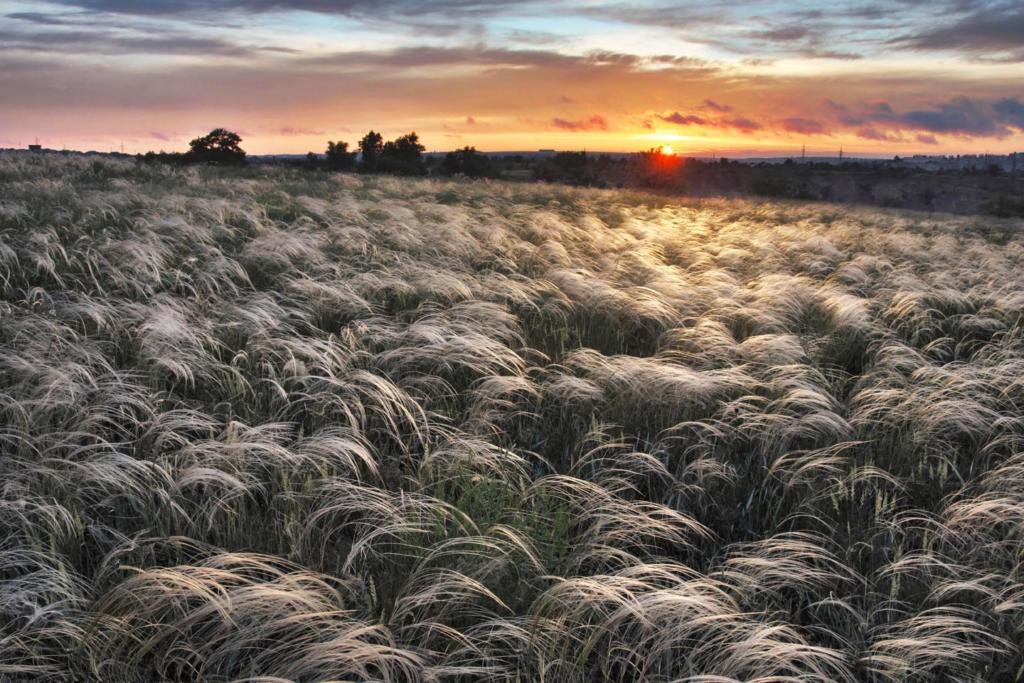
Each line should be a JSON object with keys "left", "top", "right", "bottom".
{"left": 358, "top": 131, "right": 384, "bottom": 172}
{"left": 440, "top": 146, "right": 496, "bottom": 178}
{"left": 187, "top": 128, "right": 246, "bottom": 165}
{"left": 325, "top": 141, "right": 355, "bottom": 171}
{"left": 539, "top": 151, "right": 595, "bottom": 185}
{"left": 378, "top": 132, "right": 427, "bottom": 175}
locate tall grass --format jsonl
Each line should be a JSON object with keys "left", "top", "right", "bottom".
{"left": 1, "top": 151, "right": 1023, "bottom": 681}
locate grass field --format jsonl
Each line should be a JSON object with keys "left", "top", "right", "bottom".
{"left": 2, "top": 152, "right": 1024, "bottom": 681}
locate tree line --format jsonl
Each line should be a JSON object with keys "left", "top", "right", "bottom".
{"left": 320, "top": 131, "right": 497, "bottom": 178}
{"left": 142, "top": 128, "right": 498, "bottom": 179}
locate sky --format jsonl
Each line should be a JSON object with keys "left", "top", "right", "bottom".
{"left": 1, "top": 0, "right": 1023, "bottom": 155}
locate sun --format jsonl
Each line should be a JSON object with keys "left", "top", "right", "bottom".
{"left": 659, "top": 144, "right": 675, "bottom": 155}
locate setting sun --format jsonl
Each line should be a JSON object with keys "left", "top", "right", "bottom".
{"left": 659, "top": 145, "right": 676, "bottom": 156}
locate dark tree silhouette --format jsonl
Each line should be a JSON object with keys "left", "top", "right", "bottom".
{"left": 378, "top": 132, "right": 426, "bottom": 175}
{"left": 186, "top": 128, "right": 246, "bottom": 165}
{"left": 539, "top": 151, "right": 596, "bottom": 185}
{"left": 325, "top": 141, "right": 356, "bottom": 171}
{"left": 358, "top": 131, "right": 384, "bottom": 172}
{"left": 440, "top": 146, "right": 496, "bottom": 178}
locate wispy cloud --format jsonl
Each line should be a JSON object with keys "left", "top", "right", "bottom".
{"left": 893, "top": 3, "right": 1024, "bottom": 61}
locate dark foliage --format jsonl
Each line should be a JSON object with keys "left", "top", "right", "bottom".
{"left": 378, "top": 132, "right": 427, "bottom": 176}
{"left": 358, "top": 130, "right": 384, "bottom": 172}
{"left": 186, "top": 128, "right": 246, "bottom": 166}
{"left": 325, "top": 140, "right": 356, "bottom": 171}
{"left": 440, "top": 146, "right": 496, "bottom": 178}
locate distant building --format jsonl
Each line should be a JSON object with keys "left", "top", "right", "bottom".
{"left": 28, "top": 144, "right": 42, "bottom": 152}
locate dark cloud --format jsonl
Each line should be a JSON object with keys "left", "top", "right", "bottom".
{"left": 740, "top": 16, "right": 867, "bottom": 60}
{"left": 45, "top": 0, "right": 512, "bottom": 15}
{"left": 748, "top": 25, "right": 811, "bottom": 42}
{"left": 649, "top": 54, "right": 714, "bottom": 68}
{"left": 994, "top": 97, "right": 1024, "bottom": 127}
{"left": 701, "top": 99, "right": 732, "bottom": 112}
{"left": 781, "top": 117, "right": 828, "bottom": 135}
{"left": 916, "top": 133, "right": 939, "bottom": 144}
{"left": 803, "top": 49, "right": 863, "bottom": 60}
{"left": 29, "top": 0, "right": 1017, "bottom": 68}
{"left": 0, "top": 26, "right": 262, "bottom": 57}
{"left": 827, "top": 96, "right": 1024, "bottom": 139}
{"left": 894, "top": 4, "right": 1024, "bottom": 59}
{"left": 552, "top": 115, "right": 608, "bottom": 131}
{"left": 586, "top": 50, "right": 643, "bottom": 67}
{"left": 659, "top": 112, "right": 709, "bottom": 126}
{"left": 299, "top": 46, "right": 708, "bottom": 73}
{"left": 856, "top": 127, "right": 899, "bottom": 141}
{"left": 301, "top": 45, "right": 570, "bottom": 69}
{"left": 656, "top": 107, "right": 764, "bottom": 132}
{"left": 6, "top": 11, "right": 80, "bottom": 25}
{"left": 900, "top": 97, "right": 1010, "bottom": 136}
{"left": 724, "top": 117, "right": 762, "bottom": 132}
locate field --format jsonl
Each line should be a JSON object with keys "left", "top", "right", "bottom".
{"left": 2, "top": 153, "right": 1024, "bottom": 682}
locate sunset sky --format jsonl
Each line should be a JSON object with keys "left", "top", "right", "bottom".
{"left": 2, "top": 0, "right": 1023, "bottom": 156}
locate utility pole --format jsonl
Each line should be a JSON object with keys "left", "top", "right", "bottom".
{"left": 801, "top": 144, "right": 805, "bottom": 164}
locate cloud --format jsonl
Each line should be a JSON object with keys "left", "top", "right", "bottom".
{"left": 741, "top": 19, "right": 865, "bottom": 60}
{"left": 465, "top": 116, "right": 476, "bottom": 125}
{"left": 297, "top": 46, "right": 718, "bottom": 76}
{"left": 724, "top": 117, "right": 761, "bottom": 132}
{"left": 826, "top": 96, "right": 1024, "bottom": 139}
{"left": 552, "top": 115, "right": 608, "bottom": 132}
{"left": 656, "top": 104, "right": 763, "bottom": 132}
{"left": 856, "top": 127, "right": 899, "bottom": 141}
{"left": 0, "top": 25, "right": 261, "bottom": 57}
{"left": 42, "top": 0, "right": 514, "bottom": 17}
{"left": 748, "top": 25, "right": 811, "bottom": 43}
{"left": 894, "top": 4, "right": 1024, "bottom": 60}
{"left": 900, "top": 97, "right": 1012, "bottom": 137}
{"left": 994, "top": 97, "right": 1024, "bottom": 128}
{"left": 2, "top": 4, "right": 1019, "bottom": 156}
{"left": 303, "top": 45, "right": 579, "bottom": 70}
{"left": 659, "top": 111, "right": 709, "bottom": 126}
{"left": 916, "top": 133, "right": 938, "bottom": 145}
{"left": 6, "top": 11, "right": 80, "bottom": 25}
{"left": 701, "top": 99, "right": 732, "bottom": 112}
{"left": 781, "top": 117, "right": 828, "bottom": 135}
{"left": 276, "top": 125, "right": 325, "bottom": 136}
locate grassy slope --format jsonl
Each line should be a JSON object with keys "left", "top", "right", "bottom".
{"left": 1, "top": 152, "right": 1024, "bottom": 681}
